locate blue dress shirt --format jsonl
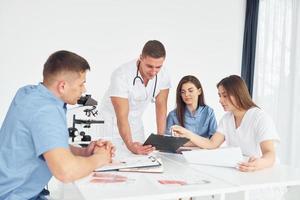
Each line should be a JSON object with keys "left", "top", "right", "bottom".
{"left": 0, "top": 83, "right": 69, "bottom": 200}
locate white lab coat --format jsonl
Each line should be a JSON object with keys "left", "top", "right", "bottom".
{"left": 100, "top": 59, "right": 171, "bottom": 143}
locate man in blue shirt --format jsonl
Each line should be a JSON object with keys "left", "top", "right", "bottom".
{"left": 0, "top": 50, "right": 114, "bottom": 200}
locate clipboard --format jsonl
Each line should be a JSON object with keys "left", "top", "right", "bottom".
{"left": 95, "top": 155, "right": 161, "bottom": 172}
{"left": 143, "top": 133, "right": 189, "bottom": 153}
{"left": 118, "top": 158, "right": 164, "bottom": 173}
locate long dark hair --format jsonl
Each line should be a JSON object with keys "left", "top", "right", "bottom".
{"left": 217, "top": 75, "right": 257, "bottom": 110}
{"left": 176, "top": 75, "right": 206, "bottom": 127}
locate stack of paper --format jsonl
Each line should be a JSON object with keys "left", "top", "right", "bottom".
{"left": 182, "top": 147, "right": 244, "bottom": 168}
{"left": 95, "top": 155, "right": 163, "bottom": 173}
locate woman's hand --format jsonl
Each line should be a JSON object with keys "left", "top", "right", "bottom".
{"left": 171, "top": 125, "right": 193, "bottom": 139}
{"left": 238, "top": 156, "right": 260, "bottom": 172}
{"left": 238, "top": 140, "right": 276, "bottom": 172}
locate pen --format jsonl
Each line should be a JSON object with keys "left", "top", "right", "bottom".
{"left": 148, "top": 156, "right": 157, "bottom": 162}
{"left": 170, "top": 126, "right": 174, "bottom": 137}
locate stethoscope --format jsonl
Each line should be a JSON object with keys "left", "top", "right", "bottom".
{"left": 133, "top": 61, "right": 157, "bottom": 103}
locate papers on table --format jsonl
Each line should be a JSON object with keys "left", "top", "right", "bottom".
{"left": 90, "top": 172, "right": 137, "bottom": 184}
{"left": 95, "top": 155, "right": 162, "bottom": 172}
{"left": 182, "top": 147, "right": 244, "bottom": 168}
{"left": 153, "top": 174, "right": 211, "bottom": 188}
{"left": 76, "top": 171, "right": 140, "bottom": 188}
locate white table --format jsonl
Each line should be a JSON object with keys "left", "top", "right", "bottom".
{"left": 164, "top": 152, "right": 300, "bottom": 189}
{"left": 161, "top": 153, "right": 300, "bottom": 200}
{"left": 62, "top": 151, "right": 300, "bottom": 200}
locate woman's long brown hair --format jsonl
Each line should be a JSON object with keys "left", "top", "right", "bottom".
{"left": 176, "top": 75, "right": 206, "bottom": 127}
{"left": 217, "top": 75, "right": 257, "bottom": 110}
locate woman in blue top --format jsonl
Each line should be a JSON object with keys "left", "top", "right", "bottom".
{"left": 166, "top": 75, "right": 217, "bottom": 146}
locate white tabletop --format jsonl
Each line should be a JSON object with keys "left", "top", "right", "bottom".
{"left": 160, "top": 152, "right": 300, "bottom": 190}
{"left": 73, "top": 152, "right": 234, "bottom": 200}
{"left": 63, "top": 150, "right": 300, "bottom": 200}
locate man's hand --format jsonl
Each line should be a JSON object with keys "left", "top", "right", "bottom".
{"left": 127, "top": 142, "right": 154, "bottom": 155}
{"left": 84, "top": 141, "right": 97, "bottom": 156}
{"left": 95, "top": 140, "right": 116, "bottom": 158}
{"left": 93, "top": 145, "right": 113, "bottom": 167}
{"left": 84, "top": 140, "right": 116, "bottom": 158}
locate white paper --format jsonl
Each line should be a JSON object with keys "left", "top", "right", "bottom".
{"left": 182, "top": 147, "right": 243, "bottom": 168}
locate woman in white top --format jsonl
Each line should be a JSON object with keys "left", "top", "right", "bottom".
{"left": 172, "top": 75, "right": 280, "bottom": 172}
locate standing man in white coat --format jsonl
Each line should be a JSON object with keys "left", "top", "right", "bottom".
{"left": 100, "top": 40, "right": 171, "bottom": 154}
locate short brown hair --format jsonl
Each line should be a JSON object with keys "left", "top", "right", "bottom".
{"left": 217, "top": 75, "right": 257, "bottom": 110}
{"left": 43, "top": 50, "right": 90, "bottom": 81}
{"left": 141, "top": 40, "right": 166, "bottom": 58}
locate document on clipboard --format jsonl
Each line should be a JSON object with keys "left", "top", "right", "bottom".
{"left": 118, "top": 158, "right": 164, "bottom": 173}
{"left": 95, "top": 155, "right": 161, "bottom": 172}
{"left": 143, "top": 133, "right": 189, "bottom": 153}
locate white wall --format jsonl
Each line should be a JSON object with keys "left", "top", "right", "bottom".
{"left": 0, "top": 0, "right": 245, "bottom": 137}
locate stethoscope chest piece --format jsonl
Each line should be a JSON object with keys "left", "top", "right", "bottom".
{"left": 151, "top": 97, "right": 156, "bottom": 103}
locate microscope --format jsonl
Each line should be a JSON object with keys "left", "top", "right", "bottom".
{"left": 68, "top": 95, "right": 104, "bottom": 147}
